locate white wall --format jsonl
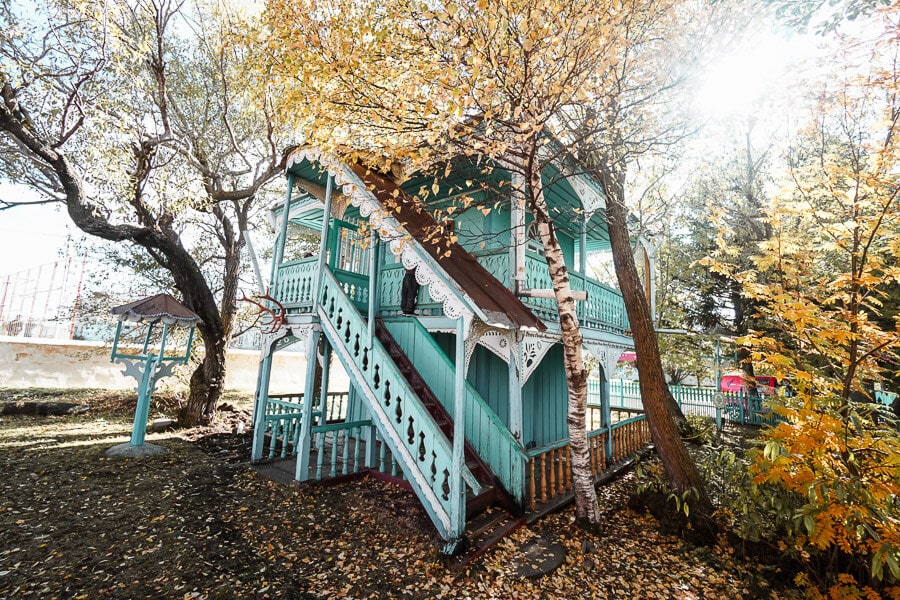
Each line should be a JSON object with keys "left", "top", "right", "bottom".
{"left": 0, "top": 337, "right": 349, "bottom": 393}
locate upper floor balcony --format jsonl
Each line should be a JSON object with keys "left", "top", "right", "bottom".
{"left": 272, "top": 247, "right": 629, "bottom": 336}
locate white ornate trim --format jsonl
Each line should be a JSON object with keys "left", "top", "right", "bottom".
{"left": 464, "top": 320, "right": 513, "bottom": 371}
{"left": 521, "top": 334, "right": 560, "bottom": 383}
{"left": 584, "top": 341, "right": 630, "bottom": 380}
{"left": 570, "top": 174, "right": 606, "bottom": 213}
{"left": 288, "top": 149, "right": 473, "bottom": 325}
{"left": 259, "top": 326, "right": 312, "bottom": 358}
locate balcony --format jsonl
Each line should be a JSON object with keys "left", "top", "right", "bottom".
{"left": 274, "top": 249, "right": 629, "bottom": 335}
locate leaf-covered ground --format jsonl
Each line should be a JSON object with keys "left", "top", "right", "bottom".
{"left": 0, "top": 390, "right": 799, "bottom": 599}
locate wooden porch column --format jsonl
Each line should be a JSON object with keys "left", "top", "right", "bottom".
{"left": 269, "top": 174, "right": 295, "bottom": 288}
{"left": 295, "top": 330, "right": 322, "bottom": 482}
{"left": 450, "top": 317, "right": 467, "bottom": 542}
{"left": 314, "top": 341, "right": 332, "bottom": 438}
{"left": 367, "top": 230, "right": 380, "bottom": 345}
{"left": 579, "top": 216, "right": 588, "bottom": 277}
{"left": 313, "top": 175, "right": 335, "bottom": 308}
{"left": 250, "top": 348, "right": 273, "bottom": 463}
{"left": 508, "top": 333, "right": 523, "bottom": 441}
{"left": 601, "top": 366, "right": 612, "bottom": 461}
{"left": 252, "top": 175, "right": 294, "bottom": 459}
{"left": 509, "top": 171, "right": 527, "bottom": 292}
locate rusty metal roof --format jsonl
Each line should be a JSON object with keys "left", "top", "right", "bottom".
{"left": 351, "top": 164, "right": 546, "bottom": 332}
{"left": 111, "top": 294, "right": 201, "bottom": 326}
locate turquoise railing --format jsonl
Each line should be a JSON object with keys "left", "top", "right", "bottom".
{"left": 260, "top": 391, "right": 350, "bottom": 459}
{"left": 475, "top": 249, "right": 629, "bottom": 334}
{"left": 606, "top": 380, "right": 781, "bottom": 426}
{"left": 274, "top": 258, "right": 369, "bottom": 314}
{"left": 382, "top": 318, "right": 529, "bottom": 504}
{"left": 876, "top": 390, "right": 898, "bottom": 408}
{"left": 524, "top": 415, "right": 651, "bottom": 511}
{"left": 274, "top": 257, "right": 319, "bottom": 313}
{"left": 310, "top": 419, "right": 375, "bottom": 480}
{"left": 262, "top": 395, "right": 307, "bottom": 459}
{"left": 318, "top": 268, "right": 479, "bottom": 540}
{"left": 276, "top": 248, "right": 630, "bottom": 334}
{"left": 333, "top": 268, "right": 370, "bottom": 311}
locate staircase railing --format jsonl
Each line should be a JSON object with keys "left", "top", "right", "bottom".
{"left": 381, "top": 317, "right": 529, "bottom": 504}
{"left": 318, "top": 268, "right": 479, "bottom": 540}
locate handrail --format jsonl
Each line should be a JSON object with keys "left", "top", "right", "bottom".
{"left": 525, "top": 414, "right": 646, "bottom": 457}
{"left": 318, "top": 268, "right": 477, "bottom": 539}
{"left": 311, "top": 419, "right": 373, "bottom": 433}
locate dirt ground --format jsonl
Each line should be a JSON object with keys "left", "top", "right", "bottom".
{"left": 0, "top": 389, "right": 799, "bottom": 599}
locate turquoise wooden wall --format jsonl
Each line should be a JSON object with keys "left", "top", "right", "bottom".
{"left": 454, "top": 203, "right": 510, "bottom": 253}
{"left": 441, "top": 202, "right": 575, "bottom": 269}
{"left": 522, "top": 345, "right": 569, "bottom": 449}
{"left": 431, "top": 332, "right": 570, "bottom": 449}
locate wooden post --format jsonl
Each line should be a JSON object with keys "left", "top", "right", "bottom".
{"left": 508, "top": 333, "right": 523, "bottom": 441}
{"left": 295, "top": 330, "right": 321, "bottom": 481}
{"left": 251, "top": 345, "right": 274, "bottom": 463}
{"left": 270, "top": 174, "right": 294, "bottom": 288}
{"left": 509, "top": 171, "right": 526, "bottom": 292}
{"left": 579, "top": 216, "right": 588, "bottom": 277}
{"left": 449, "top": 317, "right": 467, "bottom": 542}
{"left": 313, "top": 175, "right": 334, "bottom": 309}
{"left": 309, "top": 342, "right": 332, "bottom": 453}
{"left": 253, "top": 175, "right": 294, "bottom": 440}
{"left": 367, "top": 230, "right": 380, "bottom": 345}
{"left": 129, "top": 356, "right": 155, "bottom": 446}
{"left": 601, "top": 367, "right": 612, "bottom": 462}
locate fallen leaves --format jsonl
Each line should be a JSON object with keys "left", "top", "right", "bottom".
{"left": 0, "top": 394, "right": 796, "bottom": 599}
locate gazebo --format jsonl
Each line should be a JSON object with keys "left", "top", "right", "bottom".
{"left": 105, "top": 294, "right": 200, "bottom": 457}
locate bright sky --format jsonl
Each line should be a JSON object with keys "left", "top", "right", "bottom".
{"left": 0, "top": 184, "right": 78, "bottom": 276}
{"left": 694, "top": 36, "right": 791, "bottom": 120}
{"left": 0, "top": 18, "right": 837, "bottom": 279}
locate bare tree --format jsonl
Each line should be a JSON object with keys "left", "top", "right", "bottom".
{"left": 0, "top": 0, "right": 289, "bottom": 425}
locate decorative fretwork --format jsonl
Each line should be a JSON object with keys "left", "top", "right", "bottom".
{"left": 521, "top": 334, "right": 560, "bottom": 383}
{"left": 464, "top": 319, "right": 513, "bottom": 371}
{"left": 287, "top": 149, "right": 472, "bottom": 325}
{"left": 260, "top": 326, "right": 311, "bottom": 358}
{"left": 583, "top": 341, "right": 630, "bottom": 380}
{"left": 569, "top": 174, "right": 606, "bottom": 214}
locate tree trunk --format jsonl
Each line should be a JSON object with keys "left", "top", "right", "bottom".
{"left": 529, "top": 167, "right": 602, "bottom": 526}
{"left": 180, "top": 328, "right": 227, "bottom": 425}
{"left": 597, "top": 165, "right": 713, "bottom": 515}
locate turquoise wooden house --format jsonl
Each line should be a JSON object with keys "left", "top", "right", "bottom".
{"left": 250, "top": 148, "right": 650, "bottom": 555}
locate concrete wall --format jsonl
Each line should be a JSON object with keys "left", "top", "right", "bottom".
{"left": 0, "top": 337, "right": 349, "bottom": 393}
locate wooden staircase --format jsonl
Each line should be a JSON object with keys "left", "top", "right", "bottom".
{"left": 375, "top": 318, "right": 524, "bottom": 560}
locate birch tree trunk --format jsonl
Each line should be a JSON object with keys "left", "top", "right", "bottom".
{"left": 528, "top": 166, "right": 602, "bottom": 526}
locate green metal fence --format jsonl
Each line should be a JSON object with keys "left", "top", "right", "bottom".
{"left": 605, "top": 380, "right": 781, "bottom": 427}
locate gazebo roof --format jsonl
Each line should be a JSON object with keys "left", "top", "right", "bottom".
{"left": 110, "top": 294, "right": 201, "bottom": 326}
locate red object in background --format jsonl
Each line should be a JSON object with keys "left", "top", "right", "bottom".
{"left": 720, "top": 374, "right": 777, "bottom": 394}
{"left": 618, "top": 351, "right": 636, "bottom": 362}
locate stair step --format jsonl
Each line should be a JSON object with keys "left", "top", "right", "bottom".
{"left": 452, "top": 508, "right": 526, "bottom": 567}
{"left": 465, "top": 485, "right": 497, "bottom": 519}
